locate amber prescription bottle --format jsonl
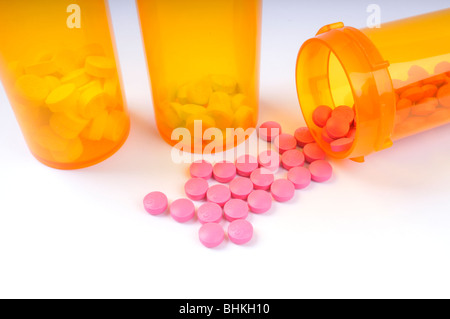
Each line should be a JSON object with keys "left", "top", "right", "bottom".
{"left": 136, "top": 0, "right": 262, "bottom": 153}
{"left": 296, "top": 9, "right": 450, "bottom": 162}
{"left": 0, "top": 0, "right": 129, "bottom": 169}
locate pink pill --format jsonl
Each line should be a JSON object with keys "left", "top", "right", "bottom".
{"left": 206, "top": 184, "right": 231, "bottom": 207}
{"left": 228, "top": 219, "right": 253, "bottom": 245}
{"left": 313, "top": 105, "right": 333, "bottom": 128}
{"left": 321, "top": 128, "right": 335, "bottom": 144}
{"left": 330, "top": 137, "right": 354, "bottom": 152}
{"left": 170, "top": 198, "right": 195, "bottom": 223}
{"left": 247, "top": 190, "right": 272, "bottom": 214}
{"left": 235, "top": 154, "right": 259, "bottom": 177}
{"left": 303, "top": 142, "right": 326, "bottom": 163}
{"left": 199, "top": 223, "right": 225, "bottom": 248}
{"left": 309, "top": 160, "right": 333, "bottom": 183}
{"left": 250, "top": 168, "right": 274, "bottom": 190}
{"left": 281, "top": 149, "right": 305, "bottom": 170}
{"left": 258, "top": 150, "right": 280, "bottom": 171}
{"left": 287, "top": 166, "right": 311, "bottom": 189}
{"left": 270, "top": 179, "right": 295, "bottom": 202}
{"left": 294, "top": 127, "right": 315, "bottom": 147}
{"left": 213, "top": 161, "right": 236, "bottom": 183}
{"left": 258, "top": 121, "right": 282, "bottom": 142}
{"left": 274, "top": 133, "right": 297, "bottom": 154}
{"left": 185, "top": 178, "right": 209, "bottom": 201}
{"left": 143, "top": 191, "right": 168, "bottom": 216}
{"left": 224, "top": 199, "right": 249, "bottom": 222}
{"left": 197, "top": 202, "right": 223, "bottom": 224}
{"left": 229, "top": 177, "right": 254, "bottom": 200}
{"left": 190, "top": 160, "right": 213, "bottom": 179}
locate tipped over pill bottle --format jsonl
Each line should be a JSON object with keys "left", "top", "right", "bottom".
{"left": 296, "top": 9, "right": 450, "bottom": 162}
{"left": 136, "top": 0, "right": 262, "bottom": 153}
{"left": 0, "top": 0, "right": 130, "bottom": 169}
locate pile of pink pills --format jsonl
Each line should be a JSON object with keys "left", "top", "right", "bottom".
{"left": 143, "top": 122, "right": 333, "bottom": 249}
{"left": 312, "top": 105, "right": 356, "bottom": 153}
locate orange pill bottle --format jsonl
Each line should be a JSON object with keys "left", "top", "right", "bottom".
{"left": 136, "top": 0, "right": 262, "bottom": 154}
{"left": 296, "top": 9, "right": 450, "bottom": 162}
{"left": 0, "top": 0, "right": 129, "bottom": 169}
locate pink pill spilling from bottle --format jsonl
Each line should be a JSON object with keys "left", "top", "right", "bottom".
{"left": 303, "top": 142, "right": 326, "bottom": 163}
{"left": 185, "top": 178, "right": 209, "bottom": 201}
{"left": 143, "top": 191, "right": 168, "bottom": 216}
{"left": 326, "top": 116, "right": 350, "bottom": 139}
{"left": 190, "top": 160, "right": 213, "bottom": 180}
{"left": 206, "top": 184, "right": 231, "bottom": 207}
{"left": 274, "top": 133, "right": 297, "bottom": 154}
{"left": 224, "top": 199, "right": 249, "bottom": 222}
{"left": 213, "top": 161, "right": 236, "bottom": 183}
{"left": 258, "top": 121, "right": 282, "bottom": 142}
{"left": 270, "top": 179, "right": 295, "bottom": 202}
{"left": 287, "top": 166, "right": 311, "bottom": 189}
{"left": 313, "top": 105, "right": 333, "bottom": 128}
{"left": 294, "top": 127, "right": 315, "bottom": 147}
{"left": 258, "top": 150, "right": 280, "bottom": 171}
{"left": 332, "top": 105, "right": 355, "bottom": 125}
{"left": 229, "top": 177, "right": 254, "bottom": 200}
{"left": 250, "top": 168, "right": 275, "bottom": 190}
{"left": 197, "top": 202, "right": 223, "bottom": 224}
{"left": 228, "top": 219, "right": 254, "bottom": 245}
{"left": 281, "top": 149, "right": 305, "bottom": 170}
{"left": 170, "top": 198, "right": 196, "bottom": 223}
{"left": 235, "top": 154, "right": 259, "bottom": 177}
{"left": 330, "top": 137, "right": 354, "bottom": 152}
{"left": 309, "top": 160, "right": 333, "bottom": 183}
{"left": 247, "top": 190, "right": 272, "bottom": 214}
{"left": 199, "top": 223, "right": 225, "bottom": 248}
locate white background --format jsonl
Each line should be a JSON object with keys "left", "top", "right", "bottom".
{"left": 1, "top": 0, "right": 450, "bottom": 299}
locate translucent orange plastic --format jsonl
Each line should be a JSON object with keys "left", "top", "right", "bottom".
{"left": 296, "top": 9, "right": 450, "bottom": 162}
{"left": 0, "top": 0, "right": 129, "bottom": 169}
{"left": 136, "top": 0, "right": 262, "bottom": 153}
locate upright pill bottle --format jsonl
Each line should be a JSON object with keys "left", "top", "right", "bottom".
{"left": 296, "top": 9, "right": 450, "bottom": 162}
{"left": 136, "top": 0, "right": 262, "bottom": 153}
{"left": 0, "top": 0, "right": 130, "bottom": 169}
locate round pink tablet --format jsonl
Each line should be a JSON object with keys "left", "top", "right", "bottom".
{"left": 143, "top": 191, "right": 168, "bottom": 216}
{"left": 309, "top": 160, "right": 333, "bottom": 183}
{"left": 224, "top": 199, "right": 249, "bottom": 222}
{"left": 273, "top": 133, "right": 297, "bottom": 154}
{"left": 170, "top": 198, "right": 196, "bottom": 223}
{"left": 228, "top": 219, "right": 253, "bottom": 245}
{"left": 185, "top": 178, "right": 209, "bottom": 201}
{"left": 190, "top": 160, "right": 213, "bottom": 179}
{"left": 294, "top": 127, "right": 315, "bottom": 147}
{"left": 312, "top": 105, "right": 333, "bottom": 128}
{"left": 247, "top": 190, "right": 272, "bottom": 214}
{"left": 281, "top": 149, "right": 305, "bottom": 170}
{"left": 229, "top": 177, "right": 254, "bottom": 200}
{"left": 213, "top": 161, "right": 236, "bottom": 183}
{"left": 270, "top": 179, "right": 295, "bottom": 202}
{"left": 197, "top": 202, "right": 223, "bottom": 224}
{"left": 258, "top": 121, "right": 282, "bottom": 142}
{"left": 303, "top": 142, "right": 326, "bottom": 163}
{"left": 199, "top": 223, "right": 225, "bottom": 248}
{"left": 206, "top": 184, "right": 231, "bottom": 207}
{"left": 287, "top": 166, "right": 311, "bottom": 189}
{"left": 235, "top": 155, "right": 258, "bottom": 177}
{"left": 258, "top": 150, "right": 280, "bottom": 171}
{"left": 330, "top": 137, "right": 354, "bottom": 152}
{"left": 250, "top": 168, "right": 275, "bottom": 190}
